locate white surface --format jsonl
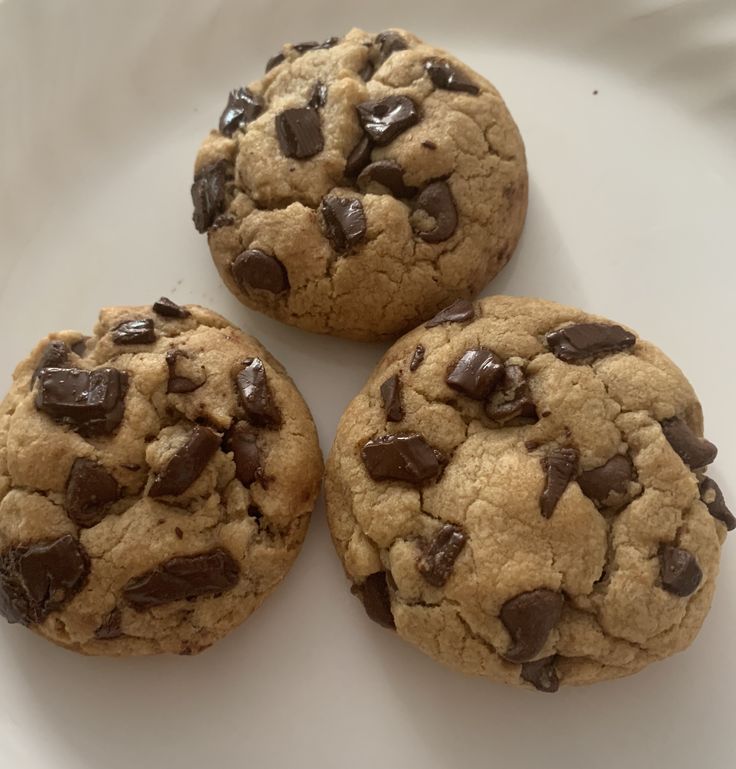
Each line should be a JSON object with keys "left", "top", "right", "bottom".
{"left": 1, "top": 0, "right": 735, "bottom": 767}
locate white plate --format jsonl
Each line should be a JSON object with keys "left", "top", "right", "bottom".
{"left": 1, "top": 1, "right": 735, "bottom": 767}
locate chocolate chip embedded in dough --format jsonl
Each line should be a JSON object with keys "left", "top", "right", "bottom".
{"left": 148, "top": 425, "right": 220, "bottom": 498}
{"left": 320, "top": 196, "right": 367, "bottom": 252}
{"left": 409, "top": 345, "right": 425, "bottom": 371}
{"left": 357, "top": 160, "right": 418, "bottom": 198}
{"left": 232, "top": 249, "right": 289, "bottom": 294}
{"left": 545, "top": 323, "right": 636, "bottom": 362}
{"left": 500, "top": 589, "right": 564, "bottom": 663}
{"left": 219, "top": 87, "right": 264, "bottom": 136}
{"left": 699, "top": 477, "right": 735, "bottom": 531}
{"left": 521, "top": 656, "right": 559, "bottom": 693}
{"left": 351, "top": 571, "right": 395, "bottom": 629}
{"left": 31, "top": 340, "right": 69, "bottom": 388}
{"left": 111, "top": 319, "right": 156, "bottom": 345}
{"left": 577, "top": 455, "right": 634, "bottom": 506}
{"left": 446, "top": 348, "right": 504, "bottom": 400}
{"left": 424, "top": 299, "right": 474, "bottom": 328}
{"left": 357, "top": 95, "right": 419, "bottom": 146}
{"left": 417, "top": 524, "right": 467, "bottom": 587}
{"left": 236, "top": 357, "right": 281, "bottom": 428}
{"left": 425, "top": 58, "right": 480, "bottom": 94}
{"left": 361, "top": 433, "right": 444, "bottom": 484}
{"left": 380, "top": 374, "right": 404, "bottom": 422}
{"left": 661, "top": 417, "right": 718, "bottom": 470}
{"left": 660, "top": 545, "right": 703, "bottom": 597}
{"left": 275, "top": 107, "right": 323, "bottom": 159}
{"left": 65, "top": 458, "right": 120, "bottom": 528}
{"left": 540, "top": 448, "right": 578, "bottom": 518}
{"left": 191, "top": 159, "right": 230, "bottom": 233}
{"left": 413, "top": 181, "right": 458, "bottom": 243}
{"left": 152, "top": 297, "right": 190, "bottom": 319}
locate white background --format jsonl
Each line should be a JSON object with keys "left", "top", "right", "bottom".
{"left": 0, "top": 1, "right": 735, "bottom": 767}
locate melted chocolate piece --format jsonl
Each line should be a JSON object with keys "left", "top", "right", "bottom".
{"left": 661, "top": 417, "right": 717, "bottom": 469}
{"left": 232, "top": 249, "right": 289, "bottom": 294}
{"left": 357, "top": 95, "right": 419, "bottom": 145}
{"left": 308, "top": 81, "right": 328, "bottom": 110}
{"left": 275, "top": 107, "right": 323, "bottom": 159}
{"left": 422, "top": 140, "right": 437, "bottom": 150}
{"left": 485, "top": 365, "right": 537, "bottom": 423}
{"left": 345, "top": 135, "right": 373, "bottom": 177}
{"left": 31, "top": 341, "right": 70, "bottom": 388}
{"left": 351, "top": 572, "right": 395, "bottom": 629}
{"left": 320, "top": 196, "right": 367, "bottom": 251}
{"left": 660, "top": 545, "right": 702, "bottom": 597}
{"left": 577, "top": 455, "right": 634, "bottom": 505}
{"left": 237, "top": 358, "right": 281, "bottom": 428}
{"left": 0, "top": 535, "right": 90, "bottom": 625}
{"left": 165, "top": 350, "right": 205, "bottom": 394}
{"left": 545, "top": 323, "right": 636, "bottom": 362}
{"left": 124, "top": 549, "right": 240, "bottom": 609}
{"left": 417, "top": 524, "right": 467, "bottom": 587}
{"left": 219, "top": 87, "right": 264, "bottom": 136}
{"left": 446, "top": 348, "right": 504, "bottom": 400}
{"left": 292, "top": 40, "right": 319, "bottom": 53}
{"left": 359, "top": 61, "right": 375, "bottom": 81}
{"left": 71, "top": 337, "right": 89, "bottom": 357}
{"left": 409, "top": 345, "right": 425, "bottom": 371}
{"left": 191, "top": 159, "right": 230, "bottom": 233}
{"left": 111, "top": 319, "right": 156, "bottom": 345}
{"left": 374, "top": 30, "right": 409, "bottom": 64}
{"left": 152, "top": 297, "right": 190, "bottom": 319}
{"left": 425, "top": 299, "right": 475, "bottom": 328}
{"left": 265, "top": 51, "right": 285, "bottom": 72}
{"left": 521, "top": 656, "right": 559, "bottom": 693}
{"left": 361, "top": 433, "right": 443, "bottom": 484}
{"left": 148, "top": 425, "right": 220, "bottom": 498}
{"left": 414, "top": 181, "right": 458, "bottom": 242}
{"left": 699, "top": 477, "right": 735, "bottom": 530}
{"left": 65, "top": 458, "right": 120, "bottom": 528}
{"left": 425, "top": 58, "right": 480, "bottom": 94}
{"left": 500, "top": 589, "right": 564, "bottom": 662}
{"left": 357, "top": 160, "right": 418, "bottom": 198}
{"left": 225, "top": 421, "right": 262, "bottom": 487}
{"left": 94, "top": 608, "right": 123, "bottom": 640}
{"left": 540, "top": 448, "right": 579, "bottom": 518}
{"left": 380, "top": 374, "right": 404, "bottom": 422}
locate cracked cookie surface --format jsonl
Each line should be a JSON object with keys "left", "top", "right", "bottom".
{"left": 0, "top": 301, "right": 322, "bottom": 655}
{"left": 193, "top": 27, "right": 528, "bottom": 341}
{"left": 326, "top": 295, "right": 730, "bottom": 690}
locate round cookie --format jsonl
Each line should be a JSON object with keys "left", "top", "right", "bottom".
{"left": 192, "top": 27, "right": 528, "bottom": 341}
{"left": 325, "top": 295, "right": 732, "bottom": 691}
{"left": 0, "top": 299, "right": 322, "bottom": 655}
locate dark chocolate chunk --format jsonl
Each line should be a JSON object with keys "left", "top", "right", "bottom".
{"left": 111, "top": 319, "right": 156, "bottom": 346}
{"left": 500, "top": 589, "right": 564, "bottom": 662}
{"left": 486, "top": 365, "right": 537, "bottom": 423}
{"left": 265, "top": 51, "right": 285, "bottom": 72}
{"left": 357, "top": 95, "right": 419, "bottom": 145}
{"left": 425, "top": 58, "right": 480, "bottom": 95}
{"left": 293, "top": 40, "right": 318, "bottom": 52}
{"left": 540, "top": 448, "right": 579, "bottom": 518}
{"left": 123, "top": 549, "right": 240, "bottom": 609}
{"left": 578, "top": 454, "right": 634, "bottom": 505}
{"left": 320, "top": 196, "right": 367, "bottom": 251}
{"left": 35, "top": 367, "right": 128, "bottom": 437}
{"left": 94, "top": 608, "right": 123, "bottom": 640}
{"left": 148, "top": 425, "right": 220, "bottom": 498}
{"left": 175, "top": 527, "right": 183, "bottom": 539}
{"left": 191, "top": 159, "right": 230, "bottom": 233}
{"left": 237, "top": 357, "right": 281, "bottom": 428}
{"left": 545, "top": 323, "right": 636, "bottom": 362}
{"left": 308, "top": 80, "right": 328, "bottom": 110}
{"left": 446, "top": 348, "right": 504, "bottom": 400}
{"left": 351, "top": 571, "right": 395, "bottom": 629}
{"left": 152, "top": 297, "right": 190, "bottom": 319}
{"left": 65, "top": 458, "right": 120, "bottom": 528}
{"left": 357, "top": 160, "right": 418, "bottom": 198}
{"left": 165, "top": 350, "right": 205, "bottom": 394}
{"left": 425, "top": 299, "right": 475, "bottom": 328}
{"left": 374, "top": 30, "right": 409, "bottom": 64}
{"left": 661, "top": 417, "right": 718, "bottom": 469}
{"left": 218, "top": 86, "right": 264, "bottom": 136}
{"left": 247, "top": 504, "right": 263, "bottom": 521}
{"left": 414, "top": 181, "right": 458, "bottom": 242}
{"left": 0, "top": 535, "right": 90, "bottom": 625}
{"left": 417, "top": 523, "right": 467, "bottom": 587}
{"left": 380, "top": 374, "right": 404, "bottom": 422}
{"left": 361, "top": 433, "right": 443, "bottom": 484}
{"left": 317, "top": 36, "right": 340, "bottom": 50}
{"left": 344, "top": 135, "right": 372, "bottom": 177}
{"left": 359, "top": 61, "right": 375, "bottom": 81}
{"left": 422, "top": 140, "right": 437, "bottom": 150}
{"left": 660, "top": 545, "right": 702, "bottom": 597}
{"left": 409, "top": 344, "right": 425, "bottom": 371}
{"left": 232, "top": 249, "right": 289, "bottom": 294}
{"left": 521, "top": 656, "right": 559, "bottom": 693}
{"left": 225, "top": 421, "right": 262, "bottom": 487}
{"left": 71, "top": 337, "right": 89, "bottom": 357}
{"left": 275, "top": 107, "right": 323, "bottom": 159}
{"left": 699, "top": 477, "right": 735, "bottom": 530}
{"left": 31, "top": 340, "right": 69, "bottom": 388}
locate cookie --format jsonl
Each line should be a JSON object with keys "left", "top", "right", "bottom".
{"left": 325, "top": 295, "right": 730, "bottom": 690}
{"left": 192, "top": 27, "right": 527, "bottom": 341}
{"left": 0, "top": 300, "right": 322, "bottom": 655}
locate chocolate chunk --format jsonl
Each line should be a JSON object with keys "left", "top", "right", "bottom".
{"left": 380, "top": 374, "right": 404, "bottom": 422}
{"left": 661, "top": 417, "right": 718, "bottom": 469}
{"left": 317, "top": 36, "right": 340, "bottom": 49}
{"left": 219, "top": 86, "right": 264, "bottom": 136}
{"left": 422, "top": 140, "right": 437, "bottom": 150}
{"left": 500, "top": 589, "right": 564, "bottom": 662}
{"left": 247, "top": 504, "right": 263, "bottom": 522}
{"left": 425, "top": 299, "right": 475, "bottom": 328}
{"left": 446, "top": 348, "right": 504, "bottom": 400}
{"left": 357, "top": 160, "right": 418, "bottom": 198}
{"left": 165, "top": 350, "right": 205, "bottom": 394}
{"left": 660, "top": 545, "right": 702, "bottom": 597}
{"left": 94, "top": 608, "right": 123, "bottom": 640}
{"left": 320, "top": 196, "right": 367, "bottom": 251}
{"left": 540, "top": 448, "right": 578, "bottom": 518}
{"left": 71, "top": 337, "right": 89, "bottom": 357}
{"left": 292, "top": 40, "right": 319, "bottom": 53}
{"left": 237, "top": 357, "right": 281, "bottom": 428}
{"left": 374, "top": 30, "right": 409, "bottom": 64}
{"left": 361, "top": 433, "right": 443, "bottom": 484}
{"left": 225, "top": 421, "right": 262, "bottom": 487}
{"left": 545, "top": 323, "right": 636, "bottom": 362}
{"left": 699, "top": 477, "right": 735, "bottom": 530}
{"left": 31, "top": 340, "right": 69, "bottom": 388}
{"left": 0, "top": 535, "right": 89, "bottom": 625}
{"left": 409, "top": 345, "right": 425, "bottom": 371}
{"left": 417, "top": 524, "right": 467, "bottom": 587}
{"left": 123, "top": 549, "right": 240, "bottom": 609}
{"left": 486, "top": 365, "right": 537, "bottom": 423}
{"left": 357, "top": 95, "right": 419, "bottom": 145}
{"left": 265, "top": 51, "right": 285, "bottom": 72}
{"left": 65, "top": 458, "right": 120, "bottom": 528}
{"left": 111, "top": 319, "right": 156, "bottom": 345}
{"left": 275, "top": 107, "right": 323, "bottom": 159}
{"left": 175, "top": 527, "right": 184, "bottom": 539}
{"left": 232, "top": 249, "right": 289, "bottom": 294}
{"left": 578, "top": 455, "right": 634, "bottom": 505}
{"left": 191, "top": 159, "right": 230, "bottom": 233}
{"left": 308, "top": 81, "right": 328, "bottom": 110}
{"left": 521, "top": 656, "right": 559, "bottom": 693}
{"left": 351, "top": 572, "right": 395, "bottom": 629}
{"left": 152, "top": 297, "right": 190, "bottom": 319}
{"left": 35, "top": 367, "right": 128, "bottom": 436}
{"left": 425, "top": 58, "right": 480, "bottom": 95}
{"left": 148, "top": 425, "right": 220, "bottom": 498}
{"left": 359, "top": 61, "right": 375, "bottom": 81}
{"left": 414, "top": 181, "right": 458, "bottom": 243}
{"left": 344, "top": 135, "right": 372, "bottom": 177}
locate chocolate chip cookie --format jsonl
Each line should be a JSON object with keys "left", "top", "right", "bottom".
{"left": 0, "top": 300, "right": 322, "bottom": 655}
{"left": 325, "top": 295, "right": 731, "bottom": 690}
{"left": 192, "top": 28, "right": 528, "bottom": 340}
